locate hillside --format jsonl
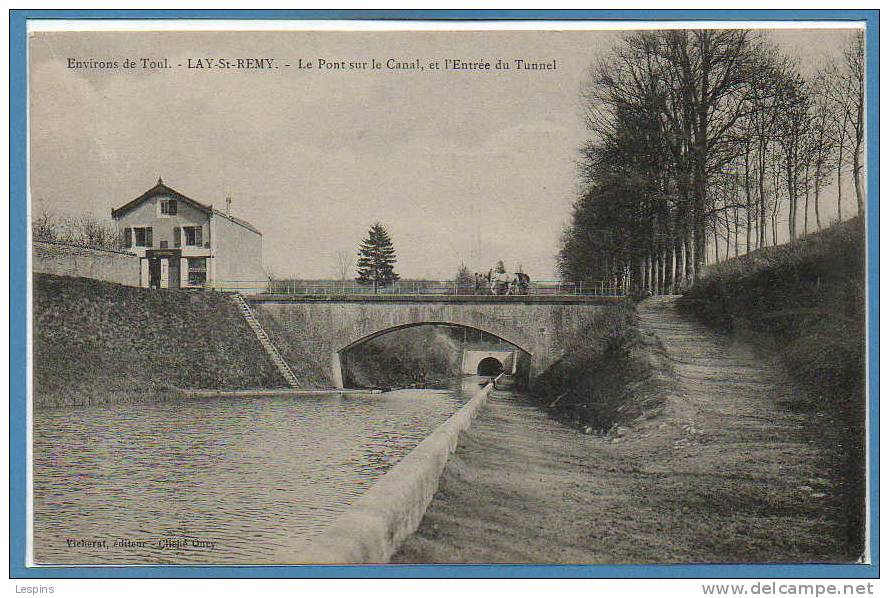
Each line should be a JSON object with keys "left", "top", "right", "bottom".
{"left": 529, "top": 301, "right": 672, "bottom": 433}
{"left": 33, "top": 274, "right": 287, "bottom": 407}
{"left": 678, "top": 217, "right": 867, "bottom": 551}
{"left": 680, "top": 217, "right": 865, "bottom": 413}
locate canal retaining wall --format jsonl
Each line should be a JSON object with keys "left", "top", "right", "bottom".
{"left": 287, "top": 382, "right": 494, "bottom": 564}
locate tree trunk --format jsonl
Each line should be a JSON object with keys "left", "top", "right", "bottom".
{"left": 658, "top": 249, "right": 667, "bottom": 295}
{"left": 648, "top": 254, "right": 654, "bottom": 294}
{"left": 693, "top": 165, "right": 708, "bottom": 274}
{"left": 853, "top": 148, "right": 864, "bottom": 216}
{"left": 733, "top": 206, "right": 739, "bottom": 257}
{"left": 680, "top": 239, "right": 688, "bottom": 289}
{"left": 670, "top": 244, "right": 678, "bottom": 294}
{"left": 713, "top": 223, "right": 720, "bottom": 264}
{"left": 758, "top": 146, "right": 768, "bottom": 248}
{"left": 854, "top": 72, "right": 865, "bottom": 216}
{"left": 814, "top": 165, "right": 822, "bottom": 230}
{"left": 786, "top": 153, "right": 797, "bottom": 241}
{"left": 803, "top": 163, "right": 810, "bottom": 236}
{"left": 837, "top": 142, "right": 845, "bottom": 222}
{"left": 725, "top": 208, "right": 734, "bottom": 258}
{"left": 651, "top": 253, "right": 656, "bottom": 295}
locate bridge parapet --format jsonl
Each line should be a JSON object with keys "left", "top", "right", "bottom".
{"left": 246, "top": 294, "right": 623, "bottom": 305}
{"left": 263, "top": 279, "right": 625, "bottom": 297}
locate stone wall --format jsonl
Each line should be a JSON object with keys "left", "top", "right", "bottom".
{"left": 32, "top": 241, "right": 140, "bottom": 287}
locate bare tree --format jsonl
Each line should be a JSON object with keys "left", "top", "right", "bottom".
{"left": 806, "top": 76, "right": 840, "bottom": 231}
{"left": 825, "top": 31, "right": 866, "bottom": 217}
{"left": 847, "top": 33, "right": 866, "bottom": 216}
{"left": 773, "top": 70, "right": 811, "bottom": 240}
{"left": 34, "top": 209, "right": 120, "bottom": 248}
{"left": 31, "top": 206, "right": 59, "bottom": 241}
{"left": 334, "top": 249, "right": 354, "bottom": 281}
{"left": 563, "top": 29, "right": 859, "bottom": 291}
{"left": 66, "top": 215, "right": 121, "bottom": 248}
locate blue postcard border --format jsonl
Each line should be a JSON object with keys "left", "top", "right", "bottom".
{"left": 8, "top": 8, "right": 880, "bottom": 579}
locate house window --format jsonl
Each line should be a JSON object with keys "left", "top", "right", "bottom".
{"left": 160, "top": 199, "right": 178, "bottom": 215}
{"left": 188, "top": 258, "right": 207, "bottom": 286}
{"left": 183, "top": 226, "right": 203, "bottom": 247}
{"left": 133, "top": 227, "right": 153, "bottom": 247}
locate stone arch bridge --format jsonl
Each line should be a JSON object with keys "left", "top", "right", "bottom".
{"left": 245, "top": 294, "right": 621, "bottom": 388}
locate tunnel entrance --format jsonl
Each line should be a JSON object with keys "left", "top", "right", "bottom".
{"left": 476, "top": 357, "right": 504, "bottom": 377}
{"left": 336, "top": 323, "right": 530, "bottom": 389}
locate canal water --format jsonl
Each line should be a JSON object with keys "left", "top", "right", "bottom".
{"left": 32, "top": 381, "right": 483, "bottom": 565}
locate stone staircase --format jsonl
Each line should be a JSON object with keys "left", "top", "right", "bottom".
{"left": 233, "top": 293, "right": 300, "bottom": 388}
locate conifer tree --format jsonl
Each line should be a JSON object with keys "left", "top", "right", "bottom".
{"left": 355, "top": 222, "right": 399, "bottom": 291}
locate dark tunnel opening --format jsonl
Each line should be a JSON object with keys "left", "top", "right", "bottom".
{"left": 476, "top": 357, "right": 505, "bottom": 377}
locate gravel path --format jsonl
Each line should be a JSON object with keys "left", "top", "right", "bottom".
{"left": 392, "top": 296, "right": 857, "bottom": 564}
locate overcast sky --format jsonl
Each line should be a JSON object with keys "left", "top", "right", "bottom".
{"left": 29, "top": 27, "right": 858, "bottom": 279}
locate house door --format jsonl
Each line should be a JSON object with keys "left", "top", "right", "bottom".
{"left": 168, "top": 258, "right": 180, "bottom": 289}
{"left": 148, "top": 258, "right": 161, "bottom": 289}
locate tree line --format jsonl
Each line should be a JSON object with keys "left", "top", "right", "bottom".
{"left": 558, "top": 30, "right": 865, "bottom": 295}
{"left": 32, "top": 207, "right": 121, "bottom": 249}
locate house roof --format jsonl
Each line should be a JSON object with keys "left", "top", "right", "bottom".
{"left": 111, "top": 181, "right": 262, "bottom": 235}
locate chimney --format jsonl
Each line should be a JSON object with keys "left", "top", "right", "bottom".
{"left": 225, "top": 197, "right": 232, "bottom": 216}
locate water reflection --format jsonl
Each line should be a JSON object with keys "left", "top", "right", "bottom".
{"left": 32, "top": 384, "right": 477, "bottom": 564}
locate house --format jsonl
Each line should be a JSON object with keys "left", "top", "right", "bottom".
{"left": 111, "top": 178, "right": 264, "bottom": 291}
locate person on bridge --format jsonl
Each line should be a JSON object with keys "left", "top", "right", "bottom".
{"left": 511, "top": 272, "right": 530, "bottom": 295}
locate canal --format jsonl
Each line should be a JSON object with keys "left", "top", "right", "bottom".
{"left": 32, "top": 380, "right": 484, "bottom": 565}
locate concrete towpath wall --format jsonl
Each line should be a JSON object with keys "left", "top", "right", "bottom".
{"left": 280, "top": 382, "right": 494, "bottom": 564}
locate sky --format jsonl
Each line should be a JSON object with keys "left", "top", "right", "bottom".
{"left": 29, "top": 26, "right": 860, "bottom": 279}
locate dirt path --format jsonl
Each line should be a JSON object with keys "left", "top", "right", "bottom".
{"left": 392, "top": 296, "right": 856, "bottom": 564}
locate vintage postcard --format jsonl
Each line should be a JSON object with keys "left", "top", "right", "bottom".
{"left": 10, "top": 10, "right": 878, "bottom": 585}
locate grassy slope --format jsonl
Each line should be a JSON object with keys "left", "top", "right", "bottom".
{"left": 680, "top": 217, "right": 865, "bottom": 410}
{"left": 248, "top": 307, "right": 335, "bottom": 389}
{"left": 529, "top": 302, "right": 672, "bottom": 433}
{"left": 678, "top": 217, "right": 866, "bottom": 552}
{"left": 33, "top": 273, "right": 286, "bottom": 406}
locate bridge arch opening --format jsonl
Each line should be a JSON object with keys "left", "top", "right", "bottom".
{"left": 334, "top": 322, "right": 531, "bottom": 390}
{"left": 476, "top": 357, "right": 504, "bottom": 377}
